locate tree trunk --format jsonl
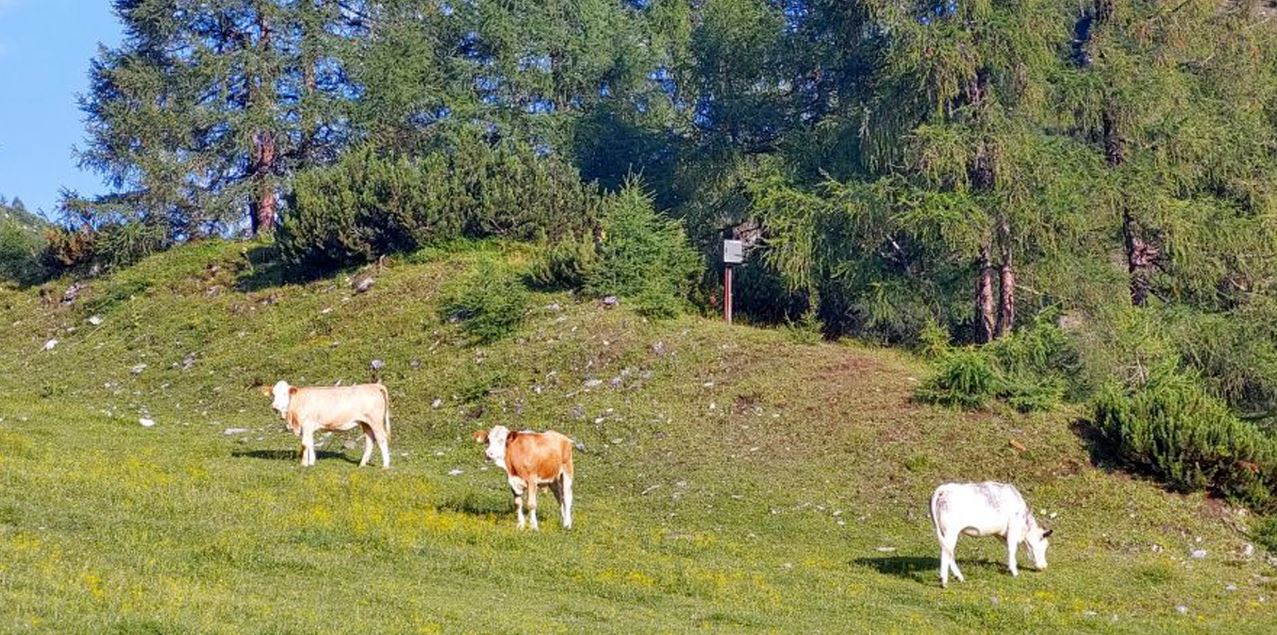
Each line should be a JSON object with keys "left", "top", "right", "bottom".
{"left": 996, "top": 218, "right": 1014, "bottom": 337}
{"left": 251, "top": 131, "right": 278, "bottom": 235}
{"left": 976, "top": 245, "right": 997, "bottom": 343}
{"left": 249, "top": 4, "right": 277, "bottom": 236}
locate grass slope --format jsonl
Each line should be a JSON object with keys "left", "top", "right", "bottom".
{"left": 0, "top": 241, "right": 1273, "bottom": 633}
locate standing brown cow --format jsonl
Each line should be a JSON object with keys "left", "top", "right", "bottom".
{"left": 474, "top": 425, "right": 574, "bottom": 530}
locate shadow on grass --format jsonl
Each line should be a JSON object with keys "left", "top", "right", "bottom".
{"left": 233, "top": 244, "right": 292, "bottom": 293}
{"left": 855, "top": 556, "right": 1007, "bottom": 582}
{"left": 231, "top": 449, "right": 360, "bottom": 465}
{"left": 1069, "top": 418, "right": 1123, "bottom": 473}
{"left": 437, "top": 491, "right": 510, "bottom": 517}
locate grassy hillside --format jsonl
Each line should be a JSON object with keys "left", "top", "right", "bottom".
{"left": 0, "top": 240, "right": 1273, "bottom": 633}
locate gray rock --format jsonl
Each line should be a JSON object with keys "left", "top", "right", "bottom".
{"left": 432, "top": 398, "right": 443, "bottom": 409}
{"left": 601, "top": 296, "right": 619, "bottom": 308}
{"left": 583, "top": 379, "right": 603, "bottom": 388}
{"left": 222, "top": 428, "right": 249, "bottom": 435}
{"left": 131, "top": 364, "right": 148, "bottom": 375}
{"left": 370, "top": 359, "right": 385, "bottom": 371}
{"left": 352, "top": 275, "right": 375, "bottom": 294}
{"left": 1190, "top": 549, "right": 1207, "bottom": 560}
{"left": 88, "top": 315, "right": 104, "bottom": 326}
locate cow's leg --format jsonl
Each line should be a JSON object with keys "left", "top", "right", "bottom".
{"left": 1005, "top": 529, "right": 1022, "bottom": 577}
{"left": 561, "top": 473, "right": 574, "bottom": 530}
{"left": 359, "top": 423, "right": 375, "bottom": 467}
{"left": 376, "top": 426, "right": 391, "bottom": 469}
{"left": 510, "top": 479, "right": 527, "bottom": 530}
{"left": 942, "top": 532, "right": 964, "bottom": 585}
{"left": 526, "top": 482, "right": 540, "bottom": 531}
{"left": 301, "top": 425, "right": 316, "bottom": 467}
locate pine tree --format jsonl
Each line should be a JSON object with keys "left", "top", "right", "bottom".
{"left": 77, "top": 0, "right": 352, "bottom": 238}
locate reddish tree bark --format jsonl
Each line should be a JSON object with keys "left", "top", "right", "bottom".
{"left": 249, "top": 5, "right": 277, "bottom": 235}
{"left": 976, "top": 245, "right": 997, "bottom": 343}
{"left": 996, "top": 218, "right": 1015, "bottom": 337}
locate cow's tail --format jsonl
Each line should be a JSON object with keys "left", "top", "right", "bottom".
{"left": 378, "top": 383, "right": 391, "bottom": 439}
{"left": 930, "top": 487, "right": 944, "bottom": 542}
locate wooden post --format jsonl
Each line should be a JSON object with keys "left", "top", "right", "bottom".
{"left": 724, "top": 265, "right": 734, "bottom": 324}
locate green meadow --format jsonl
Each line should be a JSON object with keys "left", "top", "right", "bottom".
{"left": 0, "top": 241, "right": 1273, "bottom": 633}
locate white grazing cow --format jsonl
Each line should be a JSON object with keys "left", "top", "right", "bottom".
{"left": 267, "top": 380, "right": 391, "bottom": 468}
{"left": 474, "top": 425, "right": 574, "bottom": 531}
{"left": 930, "top": 481, "right": 1052, "bottom": 587}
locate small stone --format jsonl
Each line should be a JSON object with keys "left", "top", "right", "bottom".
{"left": 222, "top": 428, "right": 249, "bottom": 435}
{"left": 1082, "top": 611, "right": 1097, "bottom": 618}
{"left": 88, "top": 315, "right": 104, "bottom": 326}
{"left": 1175, "top": 605, "right": 1188, "bottom": 615}
{"left": 410, "top": 358, "right": 422, "bottom": 369}
{"left": 42, "top": 339, "right": 58, "bottom": 351}
{"left": 651, "top": 341, "right": 666, "bottom": 355}
{"left": 583, "top": 379, "right": 603, "bottom": 388}
{"left": 781, "top": 562, "right": 793, "bottom": 570}
{"left": 370, "top": 359, "right": 385, "bottom": 371}
{"left": 546, "top": 303, "right": 562, "bottom": 312}
{"left": 131, "top": 364, "right": 147, "bottom": 375}
{"left": 448, "top": 469, "right": 463, "bottom": 476}
{"left": 139, "top": 418, "right": 156, "bottom": 428}
{"left": 352, "top": 276, "right": 375, "bottom": 294}
{"left": 1242, "top": 543, "right": 1255, "bottom": 558}
{"left": 570, "top": 405, "right": 586, "bottom": 420}
{"left": 609, "top": 377, "right": 623, "bottom": 388}
{"left": 431, "top": 398, "right": 443, "bottom": 409}
{"left": 1225, "top": 584, "right": 1238, "bottom": 592}
{"left": 601, "top": 296, "right": 619, "bottom": 308}
{"left": 1151, "top": 544, "right": 1163, "bottom": 553}
{"left": 610, "top": 438, "right": 623, "bottom": 445}
{"left": 574, "top": 441, "right": 586, "bottom": 452}
{"left": 876, "top": 546, "right": 896, "bottom": 553}
{"left": 1190, "top": 549, "right": 1207, "bottom": 560}
{"left": 320, "top": 307, "right": 333, "bottom": 315}
{"left": 594, "top": 417, "right": 605, "bottom": 424}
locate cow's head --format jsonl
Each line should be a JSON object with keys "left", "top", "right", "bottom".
{"left": 474, "top": 425, "right": 512, "bottom": 466}
{"left": 269, "top": 380, "right": 295, "bottom": 420}
{"left": 1024, "top": 518, "right": 1053, "bottom": 570}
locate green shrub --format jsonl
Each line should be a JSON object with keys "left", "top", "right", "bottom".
{"left": 279, "top": 136, "right": 602, "bottom": 273}
{"left": 916, "top": 314, "right": 1073, "bottom": 412}
{"left": 0, "top": 221, "right": 44, "bottom": 284}
{"left": 916, "top": 349, "right": 1000, "bottom": 409}
{"left": 585, "top": 180, "right": 702, "bottom": 309}
{"left": 527, "top": 238, "right": 598, "bottom": 290}
{"left": 438, "top": 259, "right": 530, "bottom": 344}
{"left": 784, "top": 309, "right": 825, "bottom": 344}
{"left": 1255, "top": 515, "right": 1277, "bottom": 553}
{"left": 632, "top": 283, "right": 683, "bottom": 320}
{"left": 1092, "top": 365, "right": 1277, "bottom": 511}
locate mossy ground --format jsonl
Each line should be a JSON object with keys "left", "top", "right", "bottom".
{"left": 0, "top": 241, "right": 1272, "bottom": 633}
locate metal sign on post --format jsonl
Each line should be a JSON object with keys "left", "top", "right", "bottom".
{"left": 723, "top": 240, "right": 743, "bottom": 324}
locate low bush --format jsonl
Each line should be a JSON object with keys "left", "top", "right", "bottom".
{"left": 916, "top": 349, "right": 1000, "bottom": 409}
{"left": 0, "top": 221, "right": 44, "bottom": 284}
{"left": 438, "top": 259, "right": 530, "bottom": 344}
{"left": 1092, "top": 365, "right": 1277, "bottom": 511}
{"left": 916, "top": 313, "right": 1073, "bottom": 412}
{"left": 526, "top": 237, "right": 598, "bottom": 290}
{"left": 1255, "top": 515, "right": 1277, "bottom": 553}
{"left": 279, "top": 136, "right": 602, "bottom": 273}
{"left": 585, "top": 181, "right": 702, "bottom": 313}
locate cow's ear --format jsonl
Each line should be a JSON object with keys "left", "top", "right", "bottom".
{"left": 507, "top": 430, "right": 519, "bottom": 443}
{"left": 289, "top": 386, "right": 298, "bottom": 396}
{"left": 472, "top": 430, "right": 488, "bottom": 444}
{"left": 1042, "top": 528, "right": 1053, "bottom": 538}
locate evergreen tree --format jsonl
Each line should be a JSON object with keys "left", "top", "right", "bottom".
{"left": 76, "top": 0, "right": 353, "bottom": 238}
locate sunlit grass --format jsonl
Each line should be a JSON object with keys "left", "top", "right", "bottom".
{"left": 0, "top": 240, "right": 1273, "bottom": 632}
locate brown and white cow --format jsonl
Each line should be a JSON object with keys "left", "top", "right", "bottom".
{"left": 267, "top": 380, "right": 391, "bottom": 468}
{"left": 473, "top": 425, "right": 574, "bottom": 530}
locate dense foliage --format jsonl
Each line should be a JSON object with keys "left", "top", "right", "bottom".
{"left": 277, "top": 136, "right": 601, "bottom": 271}
{"left": 0, "top": 197, "right": 45, "bottom": 284}
{"left": 1093, "top": 365, "right": 1277, "bottom": 512}
{"left": 437, "top": 258, "right": 531, "bottom": 344}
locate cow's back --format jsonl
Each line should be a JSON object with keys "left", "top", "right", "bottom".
{"left": 291, "top": 384, "right": 387, "bottom": 423}
{"left": 508, "top": 430, "right": 573, "bottom": 482}
{"left": 934, "top": 482, "right": 1026, "bottom": 536}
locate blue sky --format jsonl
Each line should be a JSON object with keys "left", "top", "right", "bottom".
{"left": 0, "top": 0, "right": 121, "bottom": 218}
